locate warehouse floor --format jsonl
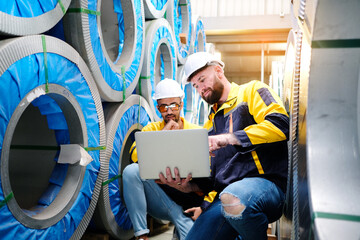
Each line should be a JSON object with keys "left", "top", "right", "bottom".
{"left": 148, "top": 224, "right": 175, "bottom": 240}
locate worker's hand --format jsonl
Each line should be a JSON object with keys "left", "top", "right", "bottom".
{"left": 184, "top": 207, "right": 202, "bottom": 221}
{"left": 208, "top": 134, "right": 240, "bottom": 156}
{"left": 162, "top": 119, "right": 180, "bottom": 130}
{"left": 156, "top": 167, "right": 193, "bottom": 193}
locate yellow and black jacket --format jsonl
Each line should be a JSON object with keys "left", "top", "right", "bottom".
{"left": 199, "top": 80, "right": 289, "bottom": 210}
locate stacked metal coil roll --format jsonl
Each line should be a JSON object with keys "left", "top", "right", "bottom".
{"left": 189, "top": 15, "right": 206, "bottom": 54}
{"left": 94, "top": 95, "right": 154, "bottom": 239}
{"left": 63, "top": 0, "right": 145, "bottom": 102}
{"left": 0, "top": 35, "right": 106, "bottom": 240}
{"left": 166, "top": 0, "right": 192, "bottom": 65}
{"left": 143, "top": 0, "right": 169, "bottom": 19}
{"left": 0, "top": 0, "right": 71, "bottom": 36}
{"left": 137, "top": 18, "right": 177, "bottom": 121}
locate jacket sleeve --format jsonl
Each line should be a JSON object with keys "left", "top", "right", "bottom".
{"left": 129, "top": 142, "right": 138, "bottom": 163}
{"left": 234, "top": 81, "right": 289, "bottom": 148}
{"left": 200, "top": 191, "right": 218, "bottom": 211}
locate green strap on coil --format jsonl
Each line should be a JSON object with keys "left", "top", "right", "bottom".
{"left": 57, "top": 0, "right": 66, "bottom": 14}
{"left": 41, "top": 35, "right": 49, "bottom": 93}
{"left": 312, "top": 39, "right": 360, "bottom": 48}
{"left": 67, "top": 8, "right": 101, "bottom": 16}
{"left": 121, "top": 65, "right": 126, "bottom": 101}
{"left": 138, "top": 75, "right": 151, "bottom": 96}
{"left": 84, "top": 146, "right": 106, "bottom": 151}
{"left": 0, "top": 192, "right": 14, "bottom": 209}
{"left": 309, "top": 211, "right": 360, "bottom": 239}
{"left": 102, "top": 174, "right": 122, "bottom": 186}
{"left": 138, "top": 77, "right": 142, "bottom": 96}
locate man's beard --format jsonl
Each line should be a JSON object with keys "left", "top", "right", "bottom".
{"left": 202, "top": 76, "right": 224, "bottom": 105}
{"left": 164, "top": 114, "right": 179, "bottom": 123}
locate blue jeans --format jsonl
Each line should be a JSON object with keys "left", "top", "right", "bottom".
{"left": 185, "top": 177, "right": 285, "bottom": 240}
{"left": 122, "top": 163, "right": 194, "bottom": 239}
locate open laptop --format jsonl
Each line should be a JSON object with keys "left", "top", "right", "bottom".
{"left": 135, "top": 128, "right": 210, "bottom": 179}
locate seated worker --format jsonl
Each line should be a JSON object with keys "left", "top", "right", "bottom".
{"left": 122, "top": 78, "right": 205, "bottom": 240}
{"left": 158, "top": 52, "right": 289, "bottom": 240}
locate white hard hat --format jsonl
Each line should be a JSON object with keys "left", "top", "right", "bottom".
{"left": 153, "top": 78, "right": 184, "bottom": 100}
{"left": 183, "top": 52, "right": 225, "bottom": 82}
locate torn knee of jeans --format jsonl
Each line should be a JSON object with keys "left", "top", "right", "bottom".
{"left": 220, "top": 193, "right": 245, "bottom": 217}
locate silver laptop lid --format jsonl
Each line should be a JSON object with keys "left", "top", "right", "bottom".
{"left": 135, "top": 128, "right": 210, "bottom": 179}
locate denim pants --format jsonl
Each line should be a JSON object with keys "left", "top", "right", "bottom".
{"left": 122, "top": 163, "right": 194, "bottom": 239}
{"left": 185, "top": 177, "right": 285, "bottom": 240}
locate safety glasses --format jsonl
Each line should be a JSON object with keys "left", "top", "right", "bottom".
{"left": 157, "top": 103, "right": 181, "bottom": 113}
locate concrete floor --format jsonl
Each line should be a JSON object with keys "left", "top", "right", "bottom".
{"left": 148, "top": 224, "right": 175, "bottom": 240}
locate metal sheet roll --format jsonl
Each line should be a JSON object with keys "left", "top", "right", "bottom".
{"left": 63, "top": 0, "right": 145, "bottom": 102}
{"left": 282, "top": 29, "right": 297, "bottom": 118}
{"left": 137, "top": 18, "right": 177, "bottom": 121}
{"left": 195, "top": 98, "right": 209, "bottom": 126}
{"left": 278, "top": 30, "right": 297, "bottom": 234}
{"left": 306, "top": 0, "right": 360, "bottom": 239}
{"left": 0, "top": 0, "right": 71, "bottom": 36}
{"left": 143, "top": 0, "right": 168, "bottom": 19}
{"left": 183, "top": 83, "right": 198, "bottom": 124}
{"left": 0, "top": 35, "right": 105, "bottom": 239}
{"left": 94, "top": 95, "right": 153, "bottom": 239}
{"left": 166, "top": 0, "right": 192, "bottom": 65}
{"left": 177, "top": 65, "right": 185, "bottom": 85}
{"left": 177, "top": 65, "right": 196, "bottom": 123}
{"left": 189, "top": 15, "right": 206, "bottom": 54}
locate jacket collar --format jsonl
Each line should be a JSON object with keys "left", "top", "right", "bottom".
{"left": 212, "top": 82, "right": 239, "bottom": 113}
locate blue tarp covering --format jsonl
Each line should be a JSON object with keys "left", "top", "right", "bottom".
{"left": 150, "top": 0, "right": 168, "bottom": 11}
{"left": 0, "top": 0, "right": 58, "bottom": 17}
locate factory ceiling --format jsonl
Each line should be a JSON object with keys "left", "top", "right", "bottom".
{"left": 195, "top": 4, "right": 292, "bottom": 86}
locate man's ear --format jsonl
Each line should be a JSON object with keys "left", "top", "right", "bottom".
{"left": 214, "top": 65, "right": 224, "bottom": 78}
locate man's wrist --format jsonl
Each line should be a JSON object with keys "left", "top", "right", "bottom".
{"left": 227, "top": 133, "right": 241, "bottom": 145}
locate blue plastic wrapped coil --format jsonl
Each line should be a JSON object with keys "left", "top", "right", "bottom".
{"left": 0, "top": 35, "right": 105, "bottom": 240}
{"left": 63, "top": 0, "right": 145, "bottom": 102}
{"left": 94, "top": 95, "right": 153, "bottom": 239}
{"left": 0, "top": 0, "right": 71, "bottom": 36}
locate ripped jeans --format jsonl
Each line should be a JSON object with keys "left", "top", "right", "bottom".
{"left": 185, "top": 177, "right": 285, "bottom": 240}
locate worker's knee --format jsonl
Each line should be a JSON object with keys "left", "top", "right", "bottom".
{"left": 122, "top": 163, "right": 140, "bottom": 182}
{"left": 220, "top": 193, "right": 245, "bottom": 217}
